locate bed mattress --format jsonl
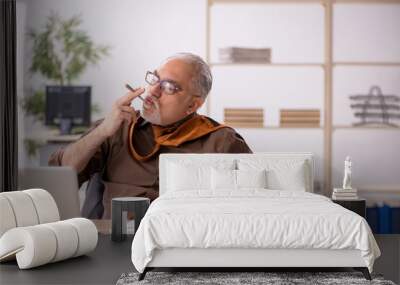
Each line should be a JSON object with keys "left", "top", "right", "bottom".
{"left": 131, "top": 190, "right": 380, "bottom": 273}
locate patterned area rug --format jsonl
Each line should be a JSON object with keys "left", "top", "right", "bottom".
{"left": 116, "top": 271, "right": 395, "bottom": 285}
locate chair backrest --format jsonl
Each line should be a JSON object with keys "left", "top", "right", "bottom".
{"left": 159, "top": 152, "right": 314, "bottom": 195}
{"left": 18, "top": 167, "right": 81, "bottom": 220}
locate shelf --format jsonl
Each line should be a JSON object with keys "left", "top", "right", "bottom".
{"left": 334, "top": 62, "right": 400, "bottom": 67}
{"left": 26, "top": 130, "right": 82, "bottom": 144}
{"left": 207, "top": 0, "right": 400, "bottom": 195}
{"left": 211, "top": 62, "right": 324, "bottom": 67}
{"left": 210, "top": 0, "right": 324, "bottom": 4}
{"left": 228, "top": 126, "right": 324, "bottom": 129}
{"left": 228, "top": 125, "right": 400, "bottom": 130}
{"left": 212, "top": 62, "right": 400, "bottom": 68}
{"left": 334, "top": 0, "right": 400, "bottom": 4}
{"left": 211, "top": 0, "right": 400, "bottom": 4}
{"left": 333, "top": 125, "right": 400, "bottom": 130}
{"left": 46, "top": 135, "right": 81, "bottom": 143}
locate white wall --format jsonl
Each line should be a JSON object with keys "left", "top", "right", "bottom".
{"left": 17, "top": 1, "right": 400, "bottom": 193}
{"left": 19, "top": 0, "right": 206, "bottom": 118}
{"left": 17, "top": 0, "right": 206, "bottom": 166}
{"left": 334, "top": 4, "right": 400, "bottom": 62}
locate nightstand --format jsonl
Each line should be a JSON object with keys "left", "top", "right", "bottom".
{"left": 332, "top": 199, "right": 366, "bottom": 218}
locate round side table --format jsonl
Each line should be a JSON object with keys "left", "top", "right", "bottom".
{"left": 111, "top": 197, "right": 150, "bottom": 242}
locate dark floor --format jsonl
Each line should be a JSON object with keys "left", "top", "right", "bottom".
{"left": 1, "top": 234, "right": 398, "bottom": 285}
{"left": 0, "top": 234, "right": 134, "bottom": 285}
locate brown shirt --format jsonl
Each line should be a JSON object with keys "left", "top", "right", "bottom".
{"left": 48, "top": 115, "right": 252, "bottom": 218}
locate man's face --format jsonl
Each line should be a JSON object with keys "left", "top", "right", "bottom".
{"left": 141, "top": 58, "right": 204, "bottom": 126}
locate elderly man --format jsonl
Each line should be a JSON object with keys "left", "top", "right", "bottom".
{"left": 49, "top": 53, "right": 252, "bottom": 219}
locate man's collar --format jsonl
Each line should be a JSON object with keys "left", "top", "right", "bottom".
{"left": 139, "top": 112, "right": 197, "bottom": 129}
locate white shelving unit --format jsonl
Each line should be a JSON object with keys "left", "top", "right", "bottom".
{"left": 205, "top": 0, "right": 400, "bottom": 195}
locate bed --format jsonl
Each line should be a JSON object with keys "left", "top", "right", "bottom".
{"left": 131, "top": 153, "right": 380, "bottom": 281}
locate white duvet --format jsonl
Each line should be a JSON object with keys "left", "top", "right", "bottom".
{"left": 131, "top": 190, "right": 380, "bottom": 273}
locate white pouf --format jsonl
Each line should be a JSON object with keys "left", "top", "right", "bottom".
{"left": 0, "top": 189, "right": 98, "bottom": 269}
{"left": 0, "top": 218, "right": 98, "bottom": 269}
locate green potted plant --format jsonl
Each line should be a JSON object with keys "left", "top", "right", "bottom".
{"left": 21, "top": 12, "right": 110, "bottom": 155}
{"left": 29, "top": 13, "right": 110, "bottom": 86}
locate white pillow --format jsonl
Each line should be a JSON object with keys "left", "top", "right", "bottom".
{"left": 238, "top": 159, "right": 307, "bottom": 191}
{"left": 211, "top": 168, "right": 267, "bottom": 190}
{"left": 211, "top": 168, "right": 236, "bottom": 190}
{"left": 267, "top": 165, "right": 306, "bottom": 191}
{"left": 166, "top": 160, "right": 236, "bottom": 192}
{"left": 237, "top": 169, "right": 267, "bottom": 189}
{"left": 167, "top": 163, "right": 210, "bottom": 191}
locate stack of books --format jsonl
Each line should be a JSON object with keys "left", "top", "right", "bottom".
{"left": 280, "top": 109, "right": 320, "bottom": 128}
{"left": 332, "top": 188, "right": 359, "bottom": 200}
{"left": 224, "top": 108, "right": 264, "bottom": 128}
{"left": 218, "top": 47, "right": 271, "bottom": 63}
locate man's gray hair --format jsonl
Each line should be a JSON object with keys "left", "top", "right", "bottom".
{"left": 166, "top": 53, "right": 212, "bottom": 99}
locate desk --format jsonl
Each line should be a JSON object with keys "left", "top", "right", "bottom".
{"left": 0, "top": 234, "right": 133, "bottom": 285}
{"left": 93, "top": 219, "right": 112, "bottom": 235}
{"left": 39, "top": 138, "right": 79, "bottom": 166}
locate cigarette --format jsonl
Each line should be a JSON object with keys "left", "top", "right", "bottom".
{"left": 125, "top": 84, "right": 144, "bottom": 101}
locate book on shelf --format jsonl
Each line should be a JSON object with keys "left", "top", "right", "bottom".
{"left": 280, "top": 108, "right": 320, "bottom": 113}
{"left": 225, "top": 117, "right": 264, "bottom": 123}
{"left": 280, "top": 111, "right": 320, "bottom": 117}
{"left": 332, "top": 194, "right": 359, "bottom": 200}
{"left": 280, "top": 123, "right": 320, "bottom": 128}
{"left": 279, "top": 108, "right": 320, "bottom": 128}
{"left": 333, "top": 188, "right": 358, "bottom": 193}
{"left": 367, "top": 204, "right": 400, "bottom": 234}
{"left": 224, "top": 108, "right": 264, "bottom": 128}
{"left": 332, "top": 188, "right": 359, "bottom": 200}
{"left": 219, "top": 47, "right": 271, "bottom": 63}
{"left": 333, "top": 193, "right": 358, "bottom": 197}
{"left": 280, "top": 117, "right": 320, "bottom": 123}
{"left": 225, "top": 122, "right": 264, "bottom": 128}
{"left": 225, "top": 112, "right": 264, "bottom": 117}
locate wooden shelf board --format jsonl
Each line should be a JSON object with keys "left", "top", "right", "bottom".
{"left": 333, "top": 125, "right": 400, "bottom": 130}
{"left": 26, "top": 132, "right": 81, "bottom": 144}
{"left": 211, "top": 0, "right": 324, "bottom": 4}
{"left": 230, "top": 126, "right": 324, "bottom": 129}
{"left": 334, "top": 62, "right": 400, "bottom": 67}
{"left": 334, "top": 0, "right": 400, "bottom": 4}
{"left": 227, "top": 125, "right": 400, "bottom": 130}
{"left": 211, "top": 62, "right": 324, "bottom": 67}
{"left": 211, "top": 0, "right": 400, "bottom": 5}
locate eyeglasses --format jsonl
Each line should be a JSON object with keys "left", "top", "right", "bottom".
{"left": 145, "top": 71, "right": 182, "bottom": 95}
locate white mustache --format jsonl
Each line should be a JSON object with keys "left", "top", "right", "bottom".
{"left": 143, "top": 94, "right": 160, "bottom": 111}
{"left": 141, "top": 94, "right": 162, "bottom": 125}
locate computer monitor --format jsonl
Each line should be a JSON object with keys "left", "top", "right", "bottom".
{"left": 45, "top": 86, "right": 91, "bottom": 135}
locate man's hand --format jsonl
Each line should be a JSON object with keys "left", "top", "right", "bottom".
{"left": 98, "top": 87, "right": 145, "bottom": 138}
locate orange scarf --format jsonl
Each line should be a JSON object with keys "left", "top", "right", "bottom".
{"left": 128, "top": 114, "right": 227, "bottom": 161}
